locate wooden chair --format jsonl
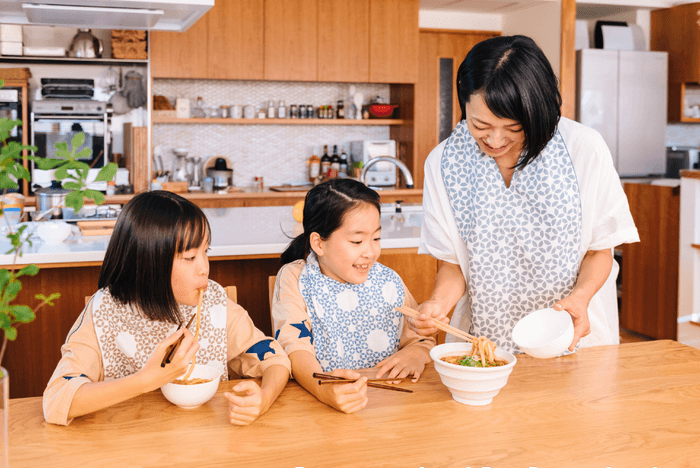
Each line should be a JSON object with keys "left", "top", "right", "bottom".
{"left": 85, "top": 286, "right": 237, "bottom": 305}
{"left": 268, "top": 276, "right": 276, "bottom": 333}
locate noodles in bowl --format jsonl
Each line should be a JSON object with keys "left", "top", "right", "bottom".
{"left": 160, "top": 364, "right": 222, "bottom": 409}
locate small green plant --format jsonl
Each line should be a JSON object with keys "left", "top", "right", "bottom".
{"left": 0, "top": 78, "right": 117, "bottom": 372}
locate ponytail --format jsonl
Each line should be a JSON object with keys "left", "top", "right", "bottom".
{"left": 280, "top": 233, "right": 309, "bottom": 264}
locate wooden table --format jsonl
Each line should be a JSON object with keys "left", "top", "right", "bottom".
{"left": 9, "top": 341, "right": 700, "bottom": 467}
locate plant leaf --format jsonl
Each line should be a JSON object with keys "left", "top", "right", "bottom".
{"left": 2, "top": 279, "right": 21, "bottom": 303}
{"left": 16, "top": 264, "right": 39, "bottom": 278}
{"left": 84, "top": 189, "right": 105, "bottom": 206}
{"left": 9, "top": 305, "right": 35, "bottom": 323}
{"left": 3, "top": 326, "right": 17, "bottom": 341}
{"left": 0, "top": 269, "right": 10, "bottom": 293}
{"left": 36, "top": 292, "right": 60, "bottom": 306}
{"left": 94, "top": 163, "right": 118, "bottom": 182}
{"left": 71, "top": 132, "right": 85, "bottom": 149}
{"left": 64, "top": 190, "right": 85, "bottom": 212}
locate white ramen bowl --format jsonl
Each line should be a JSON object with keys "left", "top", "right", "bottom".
{"left": 512, "top": 308, "right": 575, "bottom": 359}
{"left": 35, "top": 220, "right": 73, "bottom": 243}
{"left": 160, "top": 364, "right": 222, "bottom": 409}
{"left": 430, "top": 342, "right": 517, "bottom": 406}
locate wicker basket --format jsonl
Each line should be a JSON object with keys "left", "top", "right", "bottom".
{"left": 111, "top": 30, "right": 148, "bottom": 60}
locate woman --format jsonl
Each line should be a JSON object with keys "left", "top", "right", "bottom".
{"left": 412, "top": 35, "right": 639, "bottom": 353}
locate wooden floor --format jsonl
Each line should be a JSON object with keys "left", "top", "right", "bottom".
{"left": 619, "top": 328, "right": 654, "bottom": 343}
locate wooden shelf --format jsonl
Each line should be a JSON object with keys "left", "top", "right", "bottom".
{"left": 152, "top": 117, "right": 406, "bottom": 125}
{"left": 0, "top": 56, "right": 147, "bottom": 66}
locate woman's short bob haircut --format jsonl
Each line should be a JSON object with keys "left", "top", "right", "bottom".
{"left": 280, "top": 179, "right": 381, "bottom": 265}
{"left": 457, "top": 35, "right": 562, "bottom": 169}
{"left": 98, "top": 190, "right": 211, "bottom": 324}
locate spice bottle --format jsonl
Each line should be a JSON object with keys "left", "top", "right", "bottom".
{"left": 309, "top": 147, "right": 321, "bottom": 182}
{"left": 336, "top": 100, "right": 345, "bottom": 119}
{"left": 267, "top": 100, "right": 276, "bottom": 119}
{"left": 278, "top": 100, "right": 287, "bottom": 119}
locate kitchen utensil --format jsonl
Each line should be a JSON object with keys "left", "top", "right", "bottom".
{"left": 35, "top": 220, "right": 74, "bottom": 244}
{"left": 312, "top": 373, "right": 413, "bottom": 393}
{"left": 230, "top": 105, "right": 242, "bottom": 119}
{"left": 207, "top": 168, "right": 233, "bottom": 191}
{"left": 512, "top": 308, "right": 575, "bottom": 359}
{"left": 353, "top": 92, "right": 364, "bottom": 120}
{"left": 68, "top": 29, "right": 103, "bottom": 58}
{"left": 172, "top": 148, "right": 189, "bottom": 183}
{"left": 36, "top": 180, "right": 69, "bottom": 219}
{"left": 122, "top": 70, "right": 146, "bottom": 108}
{"left": 368, "top": 104, "right": 398, "bottom": 118}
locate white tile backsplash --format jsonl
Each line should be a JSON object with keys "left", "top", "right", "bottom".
{"left": 153, "top": 79, "right": 392, "bottom": 187}
{"left": 666, "top": 124, "right": 700, "bottom": 148}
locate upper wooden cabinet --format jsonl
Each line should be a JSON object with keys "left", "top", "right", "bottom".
{"left": 651, "top": 3, "right": 700, "bottom": 83}
{"left": 369, "top": 0, "right": 419, "bottom": 84}
{"left": 318, "top": 0, "right": 370, "bottom": 82}
{"left": 151, "top": 0, "right": 264, "bottom": 80}
{"left": 264, "top": 0, "right": 318, "bottom": 81}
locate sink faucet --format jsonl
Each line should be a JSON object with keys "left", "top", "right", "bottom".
{"left": 360, "top": 157, "right": 414, "bottom": 189}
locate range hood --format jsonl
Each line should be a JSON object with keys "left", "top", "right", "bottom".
{"left": 0, "top": 0, "right": 213, "bottom": 32}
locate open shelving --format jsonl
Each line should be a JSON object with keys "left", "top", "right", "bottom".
{"left": 151, "top": 116, "right": 406, "bottom": 125}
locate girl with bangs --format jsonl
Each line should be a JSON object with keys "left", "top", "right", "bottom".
{"left": 43, "top": 191, "right": 290, "bottom": 426}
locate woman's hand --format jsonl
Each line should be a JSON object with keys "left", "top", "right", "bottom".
{"left": 316, "top": 369, "right": 368, "bottom": 414}
{"left": 224, "top": 381, "right": 266, "bottom": 426}
{"left": 409, "top": 299, "right": 449, "bottom": 336}
{"left": 375, "top": 346, "right": 431, "bottom": 383}
{"left": 137, "top": 328, "right": 200, "bottom": 392}
{"left": 553, "top": 290, "right": 591, "bottom": 351}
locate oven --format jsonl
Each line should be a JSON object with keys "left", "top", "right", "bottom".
{"left": 30, "top": 99, "right": 111, "bottom": 189}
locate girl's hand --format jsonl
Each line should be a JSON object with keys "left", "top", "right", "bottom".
{"left": 375, "top": 346, "right": 431, "bottom": 383}
{"left": 410, "top": 299, "right": 449, "bottom": 336}
{"left": 138, "top": 328, "right": 200, "bottom": 392}
{"left": 553, "top": 291, "right": 592, "bottom": 351}
{"left": 224, "top": 381, "right": 265, "bottom": 426}
{"left": 317, "top": 369, "right": 368, "bottom": 414}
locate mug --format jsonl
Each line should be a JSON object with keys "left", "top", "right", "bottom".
{"left": 243, "top": 105, "right": 255, "bottom": 119}
{"left": 230, "top": 105, "right": 242, "bottom": 119}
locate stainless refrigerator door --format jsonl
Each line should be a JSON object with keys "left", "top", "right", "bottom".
{"left": 617, "top": 50, "right": 667, "bottom": 176}
{"left": 576, "top": 49, "right": 619, "bottom": 168}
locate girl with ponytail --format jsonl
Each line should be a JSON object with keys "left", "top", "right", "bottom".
{"left": 273, "top": 179, "right": 434, "bottom": 414}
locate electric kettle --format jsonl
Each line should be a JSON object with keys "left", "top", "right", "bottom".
{"left": 68, "top": 29, "right": 103, "bottom": 58}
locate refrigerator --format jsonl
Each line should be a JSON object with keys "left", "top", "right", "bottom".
{"left": 576, "top": 49, "right": 668, "bottom": 177}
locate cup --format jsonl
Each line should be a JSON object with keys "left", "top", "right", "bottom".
{"left": 0, "top": 193, "right": 25, "bottom": 231}
{"left": 243, "top": 105, "right": 255, "bottom": 119}
{"left": 203, "top": 177, "right": 214, "bottom": 194}
{"left": 230, "top": 105, "right": 242, "bottom": 119}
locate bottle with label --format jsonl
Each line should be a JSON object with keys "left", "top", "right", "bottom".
{"left": 330, "top": 145, "right": 340, "bottom": 175}
{"left": 336, "top": 100, "right": 345, "bottom": 119}
{"left": 192, "top": 96, "right": 206, "bottom": 118}
{"left": 320, "top": 145, "right": 331, "bottom": 176}
{"left": 339, "top": 147, "right": 348, "bottom": 177}
{"left": 308, "top": 104, "right": 315, "bottom": 119}
{"left": 309, "top": 147, "right": 320, "bottom": 182}
{"left": 278, "top": 100, "right": 287, "bottom": 119}
{"left": 328, "top": 104, "right": 334, "bottom": 119}
{"left": 267, "top": 100, "right": 276, "bottom": 119}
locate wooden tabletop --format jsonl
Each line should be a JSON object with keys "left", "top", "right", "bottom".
{"left": 9, "top": 340, "right": 700, "bottom": 467}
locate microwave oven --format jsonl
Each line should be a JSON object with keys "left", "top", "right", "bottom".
{"left": 350, "top": 140, "right": 397, "bottom": 187}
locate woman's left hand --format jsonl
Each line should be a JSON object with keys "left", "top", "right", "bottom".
{"left": 374, "top": 346, "right": 432, "bottom": 383}
{"left": 224, "top": 380, "right": 265, "bottom": 426}
{"left": 553, "top": 290, "right": 591, "bottom": 351}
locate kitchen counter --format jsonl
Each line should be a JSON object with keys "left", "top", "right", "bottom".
{"left": 0, "top": 205, "right": 423, "bottom": 267}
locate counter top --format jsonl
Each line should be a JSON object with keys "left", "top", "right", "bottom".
{"left": 680, "top": 169, "right": 700, "bottom": 179}
{"left": 0, "top": 205, "right": 423, "bottom": 267}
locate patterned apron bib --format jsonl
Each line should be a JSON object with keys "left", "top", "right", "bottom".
{"left": 91, "top": 279, "right": 228, "bottom": 381}
{"left": 298, "top": 252, "right": 405, "bottom": 371}
{"left": 441, "top": 120, "right": 582, "bottom": 353}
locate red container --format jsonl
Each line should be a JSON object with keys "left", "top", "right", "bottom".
{"left": 368, "top": 104, "right": 398, "bottom": 118}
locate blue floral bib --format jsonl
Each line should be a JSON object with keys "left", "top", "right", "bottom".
{"left": 298, "top": 253, "right": 405, "bottom": 371}
{"left": 441, "top": 120, "right": 582, "bottom": 353}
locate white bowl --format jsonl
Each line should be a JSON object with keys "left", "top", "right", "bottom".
{"left": 430, "top": 342, "right": 517, "bottom": 406}
{"left": 160, "top": 364, "right": 222, "bottom": 409}
{"left": 512, "top": 308, "right": 574, "bottom": 359}
{"left": 35, "top": 220, "right": 73, "bottom": 243}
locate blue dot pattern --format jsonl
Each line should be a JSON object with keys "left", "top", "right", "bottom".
{"left": 440, "top": 121, "right": 582, "bottom": 353}
{"left": 299, "top": 253, "right": 405, "bottom": 372}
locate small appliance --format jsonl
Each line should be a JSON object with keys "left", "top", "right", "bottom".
{"left": 350, "top": 140, "right": 397, "bottom": 187}
{"left": 666, "top": 146, "right": 700, "bottom": 178}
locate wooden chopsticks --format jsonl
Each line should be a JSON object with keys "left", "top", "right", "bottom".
{"left": 396, "top": 305, "right": 477, "bottom": 343}
{"left": 160, "top": 313, "right": 197, "bottom": 367}
{"left": 313, "top": 372, "right": 413, "bottom": 393}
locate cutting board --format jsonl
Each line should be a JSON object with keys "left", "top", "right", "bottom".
{"left": 77, "top": 219, "right": 116, "bottom": 236}
{"left": 268, "top": 185, "right": 313, "bottom": 192}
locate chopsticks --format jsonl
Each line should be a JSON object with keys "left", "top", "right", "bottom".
{"left": 160, "top": 313, "right": 196, "bottom": 367}
{"left": 313, "top": 372, "right": 413, "bottom": 393}
{"left": 396, "top": 305, "right": 477, "bottom": 344}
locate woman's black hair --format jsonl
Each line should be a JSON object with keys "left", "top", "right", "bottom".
{"left": 457, "top": 35, "right": 561, "bottom": 169}
{"left": 281, "top": 179, "right": 381, "bottom": 265}
{"left": 98, "top": 190, "right": 211, "bottom": 324}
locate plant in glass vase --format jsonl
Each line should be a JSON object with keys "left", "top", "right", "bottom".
{"left": 0, "top": 78, "right": 117, "bottom": 464}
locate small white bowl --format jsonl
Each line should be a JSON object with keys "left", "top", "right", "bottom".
{"left": 160, "top": 364, "right": 222, "bottom": 409}
{"left": 512, "top": 308, "right": 574, "bottom": 359}
{"left": 35, "top": 220, "right": 73, "bottom": 243}
{"left": 431, "top": 342, "right": 517, "bottom": 406}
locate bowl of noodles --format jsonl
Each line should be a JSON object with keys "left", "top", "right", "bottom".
{"left": 160, "top": 364, "right": 222, "bottom": 409}
{"left": 430, "top": 340, "right": 517, "bottom": 406}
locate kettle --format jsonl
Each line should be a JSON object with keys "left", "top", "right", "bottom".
{"left": 68, "top": 29, "right": 103, "bottom": 58}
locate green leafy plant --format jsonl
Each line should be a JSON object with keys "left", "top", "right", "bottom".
{"left": 0, "top": 78, "right": 117, "bottom": 372}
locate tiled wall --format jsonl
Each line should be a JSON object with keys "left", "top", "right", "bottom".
{"left": 153, "top": 80, "right": 391, "bottom": 187}
{"left": 666, "top": 124, "right": 700, "bottom": 148}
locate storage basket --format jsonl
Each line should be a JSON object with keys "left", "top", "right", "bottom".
{"left": 111, "top": 30, "right": 148, "bottom": 60}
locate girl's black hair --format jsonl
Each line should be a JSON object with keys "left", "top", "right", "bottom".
{"left": 281, "top": 179, "right": 381, "bottom": 265}
{"left": 98, "top": 190, "right": 211, "bottom": 324}
{"left": 457, "top": 35, "right": 561, "bottom": 169}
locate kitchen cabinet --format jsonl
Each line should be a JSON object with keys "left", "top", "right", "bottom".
{"left": 369, "top": 0, "right": 419, "bottom": 84}
{"left": 0, "top": 68, "right": 30, "bottom": 197}
{"left": 651, "top": 3, "right": 700, "bottom": 122}
{"left": 151, "top": 0, "right": 264, "bottom": 80}
{"left": 263, "top": 0, "right": 318, "bottom": 81}
{"left": 317, "top": 0, "right": 370, "bottom": 82}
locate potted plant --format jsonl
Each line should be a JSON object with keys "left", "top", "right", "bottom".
{"left": 0, "top": 79, "right": 117, "bottom": 464}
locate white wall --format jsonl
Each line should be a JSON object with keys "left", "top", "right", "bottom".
{"left": 419, "top": 10, "right": 501, "bottom": 31}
